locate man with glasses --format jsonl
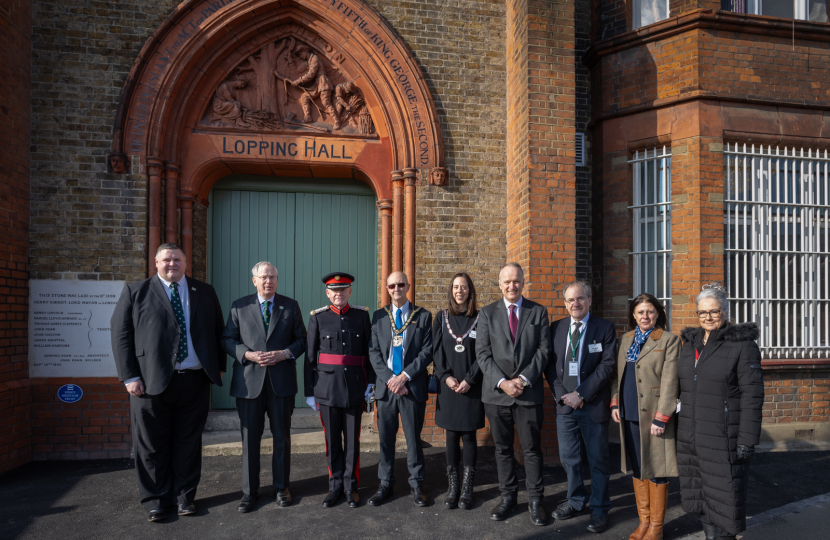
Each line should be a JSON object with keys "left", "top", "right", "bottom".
{"left": 545, "top": 281, "right": 617, "bottom": 533}
{"left": 367, "top": 272, "right": 433, "bottom": 507}
{"left": 221, "top": 262, "right": 307, "bottom": 513}
{"left": 305, "top": 272, "right": 374, "bottom": 508}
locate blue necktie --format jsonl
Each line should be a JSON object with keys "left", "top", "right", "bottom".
{"left": 392, "top": 308, "right": 403, "bottom": 375}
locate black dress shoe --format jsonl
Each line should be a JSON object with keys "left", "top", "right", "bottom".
{"left": 345, "top": 491, "right": 360, "bottom": 508}
{"left": 177, "top": 503, "right": 197, "bottom": 516}
{"left": 412, "top": 486, "right": 428, "bottom": 507}
{"left": 586, "top": 514, "right": 608, "bottom": 533}
{"left": 323, "top": 490, "right": 343, "bottom": 507}
{"left": 529, "top": 500, "right": 548, "bottom": 526}
{"left": 276, "top": 489, "right": 292, "bottom": 507}
{"left": 368, "top": 485, "right": 392, "bottom": 506}
{"left": 551, "top": 501, "right": 585, "bottom": 520}
{"left": 490, "top": 498, "right": 517, "bottom": 521}
{"left": 237, "top": 494, "right": 258, "bottom": 513}
{"left": 147, "top": 508, "right": 167, "bottom": 522}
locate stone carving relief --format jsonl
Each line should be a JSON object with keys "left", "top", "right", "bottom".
{"left": 205, "top": 34, "right": 376, "bottom": 137}
{"left": 428, "top": 167, "right": 447, "bottom": 186}
{"left": 108, "top": 152, "right": 130, "bottom": 174}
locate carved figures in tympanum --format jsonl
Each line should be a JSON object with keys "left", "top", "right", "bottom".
{"left": 206, "top": 35, "right": 375, "bottom": 136}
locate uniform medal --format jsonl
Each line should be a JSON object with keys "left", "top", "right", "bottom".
{"left": 443, "top": 309, "right": 479, "bottom": 354}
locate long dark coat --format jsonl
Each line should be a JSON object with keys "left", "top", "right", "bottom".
{"left": 677, "top": 322, "right": 764, "bottom": 536}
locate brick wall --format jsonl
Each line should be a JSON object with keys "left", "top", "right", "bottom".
{"left": 764, "top": 370, "right": 830, "bottom": 424}
{"left": 0, "top": 0, "right": 33, "bottom": 474}
{"left": 25, "top": 0, "right": 176, "bottom": 461}
{"left": 591, "top": 11, "right": 830, "bottom": 437}
{"left": 31, "top": 378, "right": 130, "bottom": 459}
{"left": 575, "top": 0, "right": 593, "bottom": 284}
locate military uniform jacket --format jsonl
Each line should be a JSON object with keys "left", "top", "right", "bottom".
{"left": 305, "top": 305, "right": 375, "bottom": 408}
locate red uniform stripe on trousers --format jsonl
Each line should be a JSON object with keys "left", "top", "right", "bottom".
{"left": 319, "top": 411, "right": 331, "bottom": 480}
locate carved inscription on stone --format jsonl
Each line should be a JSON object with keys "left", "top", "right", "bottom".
{"left": 204, "top": 34, "right": 376, "bottom": 137}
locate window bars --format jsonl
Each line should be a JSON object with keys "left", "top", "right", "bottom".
{"left": 725, "top": 143, "right": 830, "bottom": 359}
{"left": 630, "top": 146, "right": 672, "bottom": 318}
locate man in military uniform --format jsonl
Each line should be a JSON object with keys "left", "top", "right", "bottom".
{"left": 305, "top": 272, "right": 374, "bottom": 508}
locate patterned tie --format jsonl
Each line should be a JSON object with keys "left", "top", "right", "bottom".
{"left": 509, "top": 304, "right": 518, "bottom": 342}
{"left": 262, "top": 300, "right": 271, "bottom": 332}
{"left": 571, "top": 321, "right": 582, "bottom": 353}
{"left": 170, "top": 282, "right": 188, "bottom": 362}
{"left": 392, "top": 308, "right": 403, "bottom": 375}
{"left": 563, "top": 321, "right": 582, "bottom": 392}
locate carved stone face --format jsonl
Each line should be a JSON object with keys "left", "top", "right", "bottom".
{"left": 429, "top": 167, "right": 447, "bottom": 186}
{"left": 109, "top": 154, "right": 127, "bottom": 174}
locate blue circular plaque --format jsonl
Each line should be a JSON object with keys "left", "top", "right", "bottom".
{"left": 57, "top": 384, "right": 83, "bottom": 403}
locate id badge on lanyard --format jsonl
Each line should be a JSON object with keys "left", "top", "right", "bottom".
{"left": 568, "top": 330, "right": 582, "bottom": 377}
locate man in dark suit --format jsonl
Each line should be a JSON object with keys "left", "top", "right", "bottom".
{"left": 545, "top": 280, "right": 617, "bottom": 533}
{"left": 111, "top": 243, "right": 225, "bottom": 522}
{"left": 367, "top": 271, "right": 433, "bottom": 507}
{"left": 305, "top": 272, "right": 374, "bottom": 508}
{"left": 221, "top": 261, "right": 307, "bottom": 513}
{"left": 476, "top": 262, "right": 551, "bottom": 526}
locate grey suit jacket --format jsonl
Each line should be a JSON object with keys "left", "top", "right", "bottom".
{"left": 221, "top": 293, "right": 307, "bottom": 399}
{"left": 368, "top": 304, "right": 433, "bottom": 403}
{"left": 110, "top": 275, "right": 226, "bottom": 395}
{"left": 475, "top": 297, "right": 551, "bottom": 407}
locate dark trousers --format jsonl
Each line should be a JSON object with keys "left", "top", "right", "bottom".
{"left": 484, "top": 402, "right": 545, "bottom": 501}
{"left": 445, "top": 430, "right": 477, "bottom": 469}
{"left": 236, "top": 381, "right": 294, "bottom": 496}
{"left": 556, "top": 407, "right": 611, "bottom": 515}
{"left": 319, "top": 404, "right": 363, "bottom": 492}
{"left": 376, "top": 391, "right": 426, "bottom": 488}
{"left": 622, "top": 419, "right": 667, "bottom": 484}
{"left": 130, "top": 369, "right": 210, "bottom": 511}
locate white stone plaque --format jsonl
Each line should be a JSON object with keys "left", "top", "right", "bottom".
{"left": 29, "top": 280, "right": 126, "bottom": 378}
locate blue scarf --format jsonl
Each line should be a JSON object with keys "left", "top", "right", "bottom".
{"left": 626, "top": 326, "right": 654, "bottom": 363}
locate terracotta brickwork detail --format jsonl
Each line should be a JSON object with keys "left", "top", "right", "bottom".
{"left": 763, "top": 371, "right": 830, "bottom": 424}
{"left": 0, "top": 0, "right": 33, "bottom": 474}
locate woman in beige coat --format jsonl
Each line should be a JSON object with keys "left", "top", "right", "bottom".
{"left": 611, "top": 294, "right": 680, "bottom": 540}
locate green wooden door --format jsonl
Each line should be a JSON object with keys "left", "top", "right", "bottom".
{"left": 209, "top": 176, "right": 378, "bottom": 409}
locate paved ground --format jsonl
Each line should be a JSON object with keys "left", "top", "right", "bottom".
{"left": 1, "top": 445, "right": 829, "bottom": 540}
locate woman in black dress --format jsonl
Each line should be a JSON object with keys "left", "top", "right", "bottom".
{"left": 433, "top": 272, "right": 485, "bottom": 509}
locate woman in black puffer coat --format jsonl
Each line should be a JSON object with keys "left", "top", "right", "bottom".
{"left": 677, "top": 284, "right": 764, "bottom": 540}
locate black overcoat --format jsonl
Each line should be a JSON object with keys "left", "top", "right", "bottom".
{"left": 677, "top": 322, "right": 764, "bottom": 536}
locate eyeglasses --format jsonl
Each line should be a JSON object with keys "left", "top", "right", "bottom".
{"left": 696, "top": 310, "right": 722, "bottom": 319}
{"left": 256, "top": 275, "right": 277, "bottom": 282}
{"left": 387, "top": 283, "right": 407, "bottom": 290}
{"left": 565, "top": 297, "right": 587, "bottom": 305}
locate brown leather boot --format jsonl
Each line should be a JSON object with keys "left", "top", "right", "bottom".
{"left": 629, "top": 478, "right": 651, "bottom": 540}
{"left": 643, "top": 481, "right": 668, "bottom": 540}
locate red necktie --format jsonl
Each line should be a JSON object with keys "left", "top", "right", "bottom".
{"left": 509, "top": 304, "right": 518, "bottom": 342}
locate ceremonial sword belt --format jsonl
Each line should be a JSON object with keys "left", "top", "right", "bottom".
{"left": 318, "top": 353, "right": 365, "bottom": 366}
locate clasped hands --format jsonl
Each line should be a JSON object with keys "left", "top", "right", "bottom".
{"left": 445, "top": 376, "right": 471, "bottom": 394}
{"left": 562, "top": 391, "right": 584, "bottom": 409}
{"left": 498, "top": 378, "right": 525, "bottom": 398}
{"left": 387, "top": 373, "right": 409, "bottom": 396}
{"left": 244, "top": 350, "right": 290, "bottom": 367}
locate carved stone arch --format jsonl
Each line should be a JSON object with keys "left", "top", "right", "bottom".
{"left": 113, "top": 0, "right": 444, "bottom": 300}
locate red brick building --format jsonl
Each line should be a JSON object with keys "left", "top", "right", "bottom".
{"left": 0, "top": 0, "right": 828, "bottom": 474}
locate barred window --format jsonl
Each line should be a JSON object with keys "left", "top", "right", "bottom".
{"left": 722, "top": 0, "right": 829, "bottom": 22}
{"left": 725, "top": 143, "right": 830, "bottom": 359}
{"left": 630, "top": 147, "right": 672, "bottom": 316}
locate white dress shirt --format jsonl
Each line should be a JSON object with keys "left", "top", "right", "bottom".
{"left": 124, "top": 275, "right": 202, "bottom": 386}
{"left": 496, "top": 295, "right": 529, "bottom": 389}
{"left": 387, "top": 301, "right": 411, "bottom": 381}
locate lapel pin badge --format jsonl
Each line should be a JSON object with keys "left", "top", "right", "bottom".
{"left": 191, "top": 287, "right": 196, "bottom": 291}
{"left": 279, "top": 306, "right": 284, "bottom": 309}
